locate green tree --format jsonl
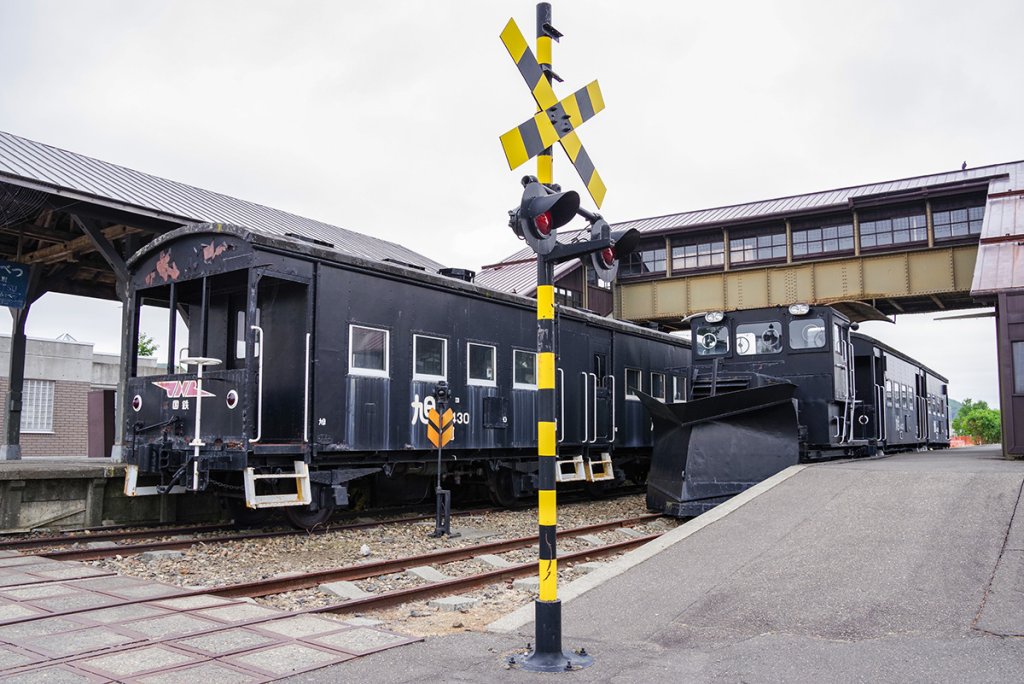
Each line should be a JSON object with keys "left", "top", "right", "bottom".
{"left": 951, "top": 398, "right": 1001, "bottom": 444}
{"left": 137, "top": 333, "right": 159, "bottom": 357}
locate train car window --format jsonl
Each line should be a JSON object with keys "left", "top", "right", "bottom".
{"left": 833, "top": 324, "right": 844, "bottom": 357}
{"left": 651, "top": 373, "right": 666, "bottom": 401}
{"left": 513, "top": 350, "right": 537, "bottom": 389}
{"left": 413, "top": 335, "right": 447, "bottom": 381}
{"left": 625, "top": 368, "right": 642, "bottom": 400}
{"left": 467, "top": 343, "right": 496, "bottom": 386}
{"left": 788, "top": 318, "right": 826, "bottom": 350}
{"left": 735, "top": 321, "right": 783, "bottom": 355}
{"left": 694, "top": 323, "right": 729, "bottom": 356}
{"left": 672, "top": 376, "right": 687, "bottom": 403}
{"left": 885, "top": 380, "right": 892, "bottom": 407}
{"left": 349, "top": 325, "right": 389, "bottom": 377}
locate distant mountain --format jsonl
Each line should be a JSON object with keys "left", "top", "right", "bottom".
{"left": 949, "top": 398, "right": 963, "bottom": 423}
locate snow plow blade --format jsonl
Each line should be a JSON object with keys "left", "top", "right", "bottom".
{"left": 637, "top": 383, "right": 800, "bottom": 517}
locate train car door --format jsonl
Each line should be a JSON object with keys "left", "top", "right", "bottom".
{"left": 590, "top": 335, "right": 613, "bottom": 446}
{"left": 253, "top": 274, "right": 311, "bottom": 444}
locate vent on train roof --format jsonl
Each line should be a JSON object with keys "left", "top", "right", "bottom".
{"left": 383, "top": 258, "right": 427, "bottom": 271}
{"left": 439, "top": 268, "right": 475, "bottom": 283}
{"left": 285, "top": 232, "right": 334, "bottom": 248}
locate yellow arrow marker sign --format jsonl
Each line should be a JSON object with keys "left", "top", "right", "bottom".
{"left": 427, "top": 407, "right": 455, "bottom": 448}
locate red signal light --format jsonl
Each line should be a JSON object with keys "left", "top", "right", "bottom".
{"left": 600, "top": 247, "right": 615, "bottom": 266}
{"left": 533, "top": 211, "right": 553, "bottom": 236}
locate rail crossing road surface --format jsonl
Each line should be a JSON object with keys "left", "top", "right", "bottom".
{"left": 282, "top": 445, "right": 1024, "bottom": 683}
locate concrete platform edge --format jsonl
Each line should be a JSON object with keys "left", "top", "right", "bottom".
{"left": 486, "top": 464, "right": 809, "bottom": 634}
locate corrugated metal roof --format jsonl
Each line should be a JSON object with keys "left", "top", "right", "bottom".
{"left": 0, "top": 130, "right": 444, "bottom": 272}
{"left": 612, "top": 161, "right": 1024, "bottom": 235}
{"left": 972, "top": 163, "right": 1024, "bottom": 296}
{"left": 475, "top": 228, "right": 590, "bottom": 295}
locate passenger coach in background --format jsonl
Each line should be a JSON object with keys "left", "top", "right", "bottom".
{"left": 639, "top": 304, "right": 949, "bottom": 518}
{"left": 121, "top": 223, "right": 690, "bottom": 527}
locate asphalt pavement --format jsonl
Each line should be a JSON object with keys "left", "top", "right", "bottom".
{"left": 284, "top": 445, "right": 1024, "bottom": 683}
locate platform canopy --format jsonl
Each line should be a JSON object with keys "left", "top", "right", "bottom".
{"left": 0, "top": 130, "right": 444, "bottom": 303}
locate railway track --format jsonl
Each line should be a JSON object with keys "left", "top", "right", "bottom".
{"left": 6, "top": 508, "right": 498, "bottom": 560}
{"left": 0, "top": 514, "right": 666, "bottom": 626}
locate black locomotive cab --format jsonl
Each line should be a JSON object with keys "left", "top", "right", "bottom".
{"left": 689, "top": 304, "right": 863, "bottom": 457}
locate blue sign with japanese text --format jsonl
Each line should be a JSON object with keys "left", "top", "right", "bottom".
{"left": 0, "top": 260, "right": 30, "bottom": 308}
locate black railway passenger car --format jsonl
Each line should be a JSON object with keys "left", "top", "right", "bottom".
{"left": 122, "top": 223, "right": 690, "bottom": 526}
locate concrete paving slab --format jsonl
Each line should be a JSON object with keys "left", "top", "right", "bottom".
{"left": 304, "top": 626, "right": 420, "bottom": 657}
{"left": 0, "top": 582, "right": 82, "bottom": 601}
{"left": 223, "top": 642, "right": 354, "bottom": 678}
{"left": 0, "top": 601, "right": 47, "bottom": 623}
{"left": 0, "top": 573, "right": 39, "bottom": 588}
{"left": 0, "top": 664, "right": 109, "bottom": 683}
{"left": 405, "top": 565, "right": 450, "bottom": 582}
{"left": 27, "top": 565, "right": 111, "bottom": 580}
{"left": 76, "top": 643, "right": 200, "bottom": 679}
{"left": 252, "top": 614, "right": 350, "bottom": 639}
{"left": 196, "top": 602, "right": 284, "bottom": 623}
{"left": 99, "top": 582, "right": 182, "bottom": 600}
{"left": 0, "top": 555, "right": 47, "bottom": 568}
{"left": 28, "top": 591, "right": 124, "bottom": 613}
{"left": 151, "top": 594, "right": 239, "bottom": 611}
{"left": 0, "top": 643, "right": 43, "bottom": 670}
{"left": 19, "top": 625, "right": 140, "bottom": 658}
{"left": 134, "top": 659, "right": 265, "bottom": 684}
{"left": 0, "top": 550, "right": 20, "bottom": 558}
{"left": 175, "top": 626, "right": 278, "bottom": 656}
{"left": 78, "top": 602, "right": 171, "bottom": 624}
{"left": 0, "top": 615, "right": 92, "bottom": 641}
{"left": 122, "top": 612, "right": 223, "bottom": 639}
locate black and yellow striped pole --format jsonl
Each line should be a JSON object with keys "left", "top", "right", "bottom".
{"left": 514, "top": 2, "right": 594, "bottom": 674}
{"left": 535, "top": 2, "right": 554, "bottom": 187}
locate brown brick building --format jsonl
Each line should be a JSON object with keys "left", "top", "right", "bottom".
{"left": 0, "top": 336, "right": 159, "bottom": 458}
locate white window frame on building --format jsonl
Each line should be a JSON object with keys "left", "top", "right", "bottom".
{"left": 21, "top": 379, "right": 55, "bottom": 433}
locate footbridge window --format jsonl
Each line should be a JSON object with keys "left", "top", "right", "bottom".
{"left": 933, "top": 202, "right": 984, "bottom": 241}
{"left": 792, "top": 220, "right": 854, "bottom": 259}
{"left": 860, "top": 208, "right": 927, "bottom": 250}
{"left": 672, "top": 236, "right": 724, "bottom": 272}
{"left": 730, "top": 229, "right": 786, "bottom": 265}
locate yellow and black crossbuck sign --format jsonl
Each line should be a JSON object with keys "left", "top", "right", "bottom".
{"left": 427, "top": 408, "right": 455, "bottom": 449}
{"left": 499, "top": 18, "right": 607, "bottom": 208}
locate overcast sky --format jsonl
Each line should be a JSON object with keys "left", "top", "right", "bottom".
{"left": 1, "top": 0, "right": 1020, "bottom": 407}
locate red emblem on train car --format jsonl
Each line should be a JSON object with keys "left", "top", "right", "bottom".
{"left": 151, "top": 380, "right": 215, "bottom": 398}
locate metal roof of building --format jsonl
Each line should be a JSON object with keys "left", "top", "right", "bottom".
{"left": 612, "top": 161, "right": 1023, "bottom": 236}
{"left": 0, "top": 130, "right": 444, "bottom": 271}
{"left": 475, "top": 228, "right": 589, "bottom": 295}
{"left": 971, "top": 162, "right": 1024, "bottom": 296}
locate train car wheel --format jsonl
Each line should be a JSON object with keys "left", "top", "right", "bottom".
{"left": 284, "top": 500, "right": 336, "bottom": 530}
{"left": 487, "top": 468, "right": 518, "bottom": 508}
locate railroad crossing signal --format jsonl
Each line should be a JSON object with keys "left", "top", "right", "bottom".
{"left": 499, "top": 18, "right": 607, "bottom": 208}
{"left": 427, "top": 408, "right": 454, "bottom": 448}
